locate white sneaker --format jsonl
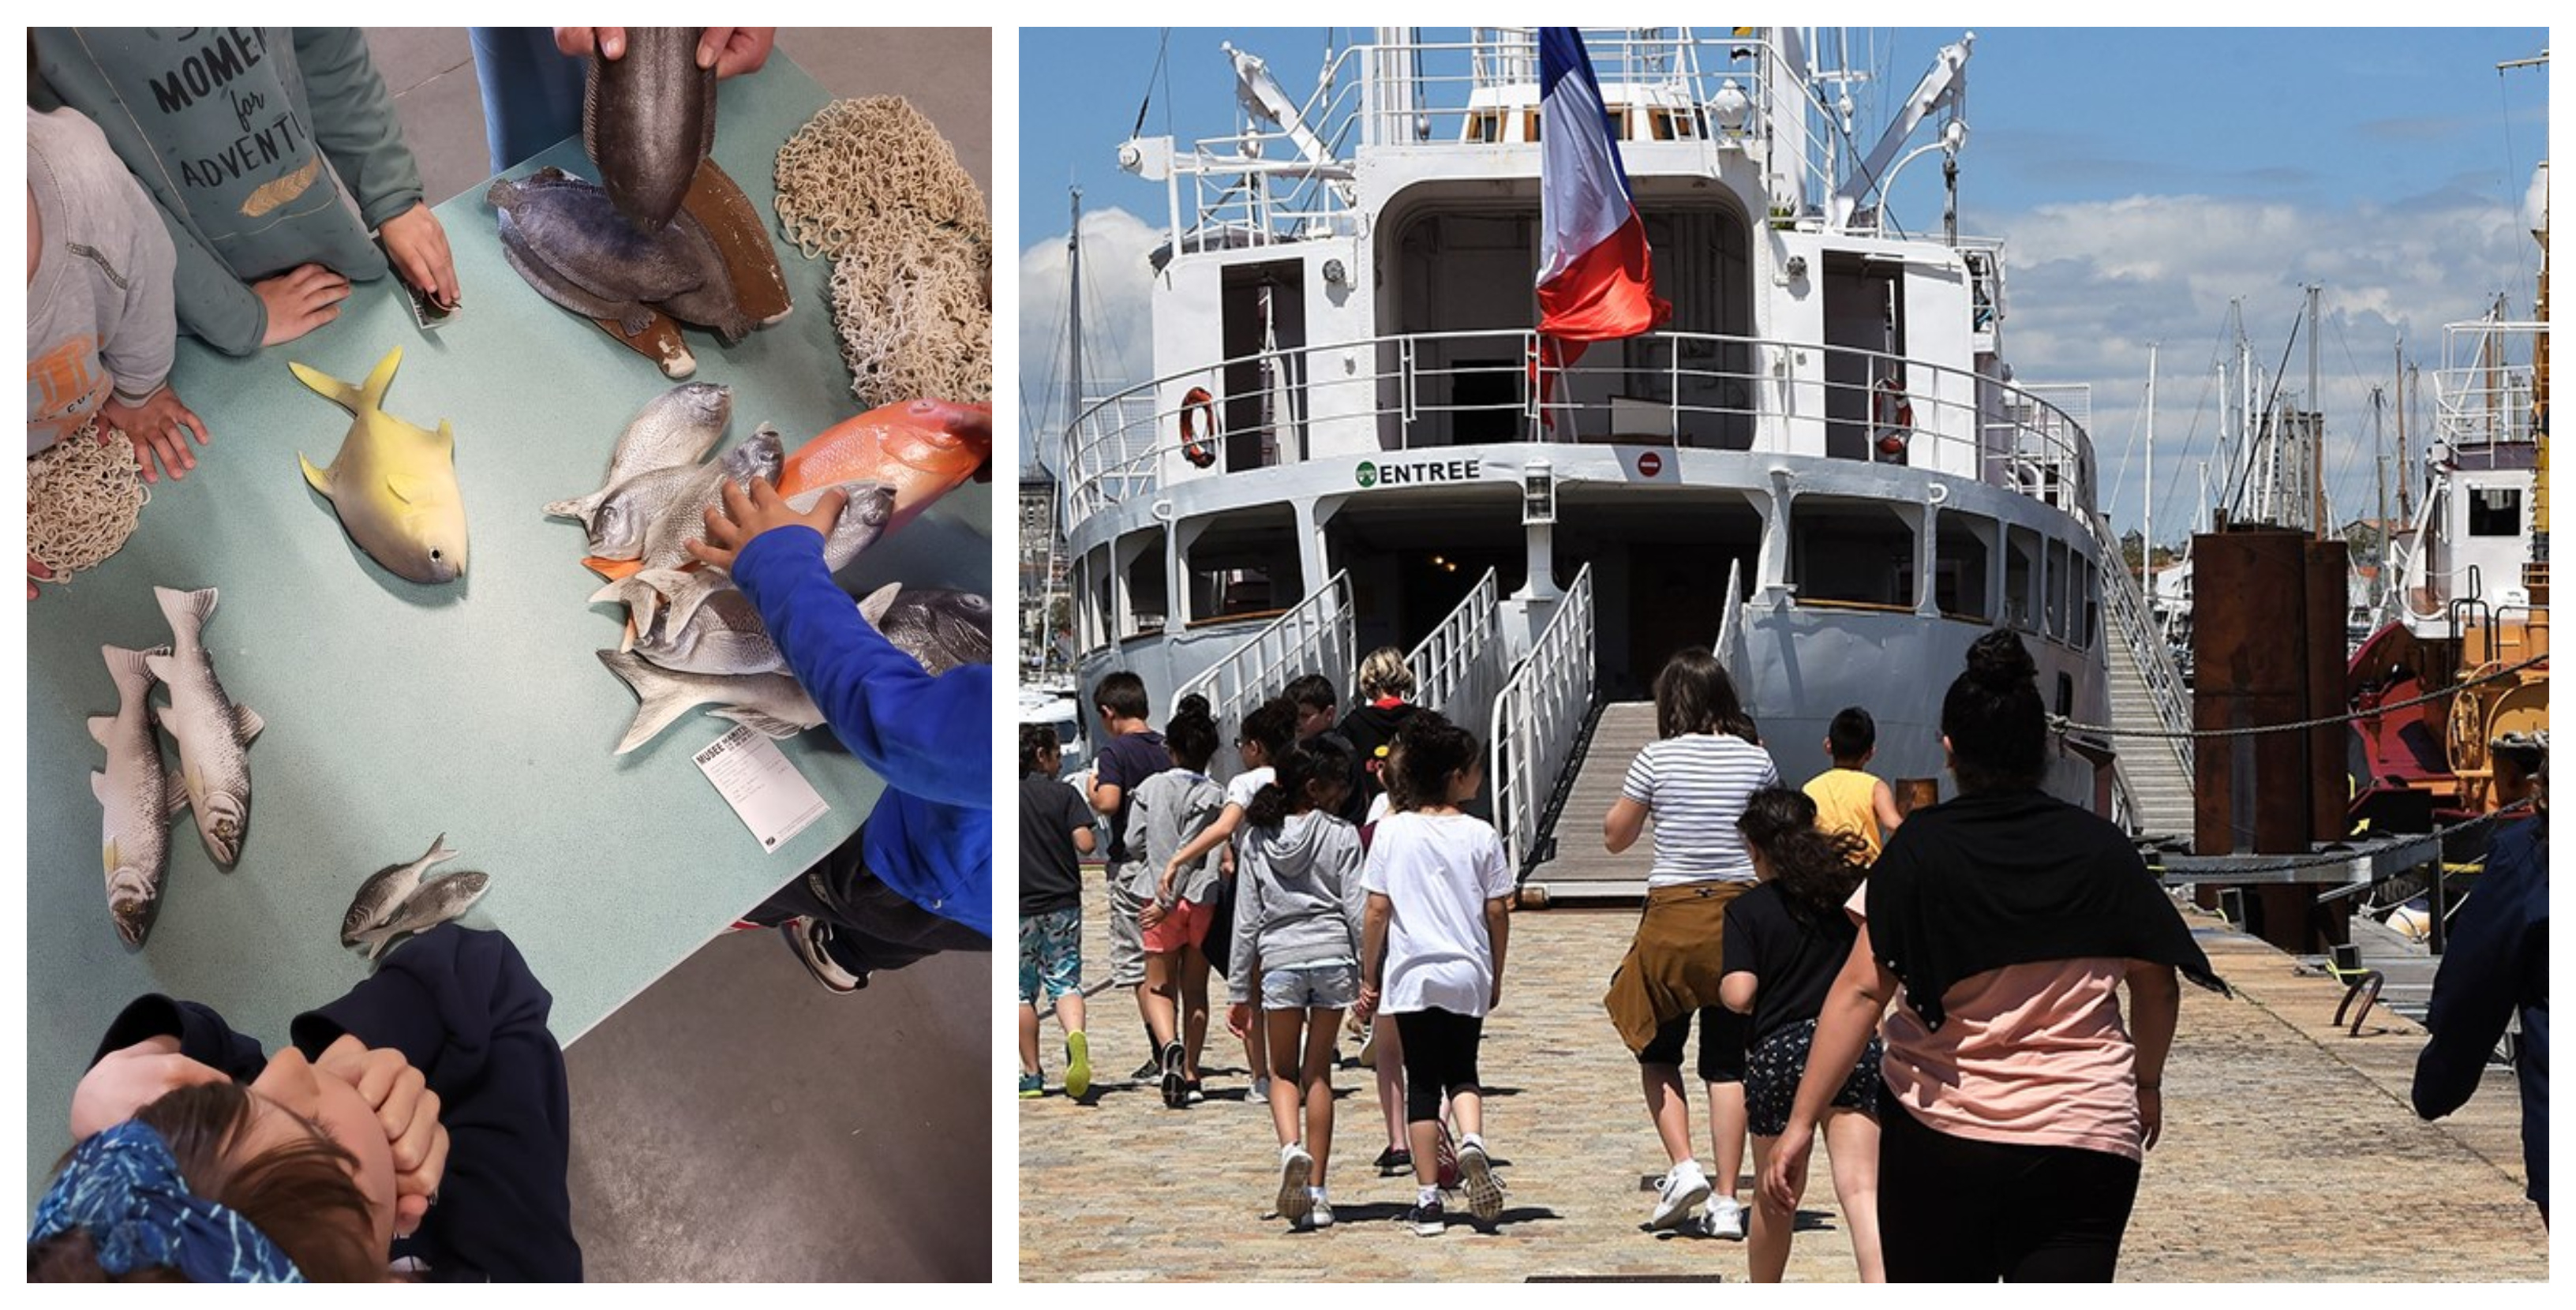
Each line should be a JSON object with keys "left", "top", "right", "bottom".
{"left": 1457, "top": 1140, "right": 1505, "bottom": 1224}
{"left": 1276, "top": 1143, "right": 1315, "bottom": 1225}
{"left": 1700, "top": 1196, "right": 1747, "bottom": 1241}
{"left": 1247, "top": 1076, "right": 1271, "bottom": 1105}
{"left": 1305, "top": 1197, "right": 1335, "bottom": 1230}
{"left": 1648, "top": 1161, "right": 1711, "bottom": 1232}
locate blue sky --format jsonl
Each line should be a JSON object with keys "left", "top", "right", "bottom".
{"left": 1019, "top": 28, "right": 2548, "bottom": 544}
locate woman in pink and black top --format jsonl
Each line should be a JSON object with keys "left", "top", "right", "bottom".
{"left": 1761, "top": 630, "right": 2223, "bottom": 1282}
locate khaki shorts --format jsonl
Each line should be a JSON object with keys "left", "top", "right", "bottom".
{"left": 1106, "top": 864, "right": 1151, "bottom": 988}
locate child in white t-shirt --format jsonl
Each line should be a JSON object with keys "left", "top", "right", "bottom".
{"left": 1357, "top": 712, "right": 1514, "bottom": 1237}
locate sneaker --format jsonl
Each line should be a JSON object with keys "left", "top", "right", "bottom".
{"left": 1129, "top": 1057, "right": 1163, "bottom": 1083}
{"left": 1246, "top": 1076, "right": 1271, "bottom": 1105}
{"left": 780, "top": 917, "right": 865, "bottom": 994}
{"left": 1276, "top": 1144, "right": 1315, "bottom": 1224}
{"left": 1305, "top": 1197, "right": 1335, "bottom": 1230}
{"left": 1356, "top": 1025, "right": 1377, "bottom": 1069}
{"left": 1372, "top": 1146, "right": 1413, "bottom": 1177}
{"left": 1183, "top": 1080, "right": 1206, "bottom": 1106}
{"left": 1017, "top": 1072, "right": 1043, "bottom": 1098}
{"left": 1457, "top": 1140, "right": 1505, "bottom": 1224}
{"left": 1432, "top": 1122, "right": 1461, "bottom": 1189}
{"left": 1648, "top": 1161, "right": 1712, "bottom": 1233}
{"left": 1159, "top": 1042, "right": 1188, "bottom": 1109}
{"left": 1700, "top": 1195, "right": 1747, "bottom": 1241}
{"left": 1063, "top": 1032, "right": 1092, "bottom": 1101}
{"left": 1407, "top": 1197, "right": 1447, "bottom": 1237}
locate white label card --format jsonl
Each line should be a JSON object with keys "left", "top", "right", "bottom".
{"left": 693, "top": 724, "right": 829, "bottom": 852}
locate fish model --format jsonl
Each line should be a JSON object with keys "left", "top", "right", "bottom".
{"left": 489, "top": 168, "right": 705, "bottom": 332}
{"left": 605, "top": 425, "right": 786, "bottom": 577}
{"left": 859, "top": 584, "right": 994, "bottom": 676}
{"left": 658, "top": 207, "right": 757, "bottom": 344}
{"left": 610, "top": 580, "right": 785, "bottom": 676}
{"left": 543, "top": 382, "right": 733, "bottom": 530}
{"left": 339, "top": 833, "right": 459, "bottom": 949}
{"left": 586, "top": 27, "right": 716, "bottom": 231}
{"left": 777, "top": 399, "right": 991, "bottom": 539}
{"left": 292, "top": 349, "right": 470, "bottom": 585}
{"left": 350, "top": 870, "right": 491, "bottom": 964}
{"left": 89, "top": 644, "right": 185, "bottom": 946}
{"left": 145, "top": 587, "right": 262, "bottom": 867}
{"left": 597, "top": 649, "right": 824, "bottom": 754}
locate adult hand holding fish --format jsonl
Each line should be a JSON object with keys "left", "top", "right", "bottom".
{"left": 554, "top": 27, "right": 777, "bottom": 77}
{"left": 686, "top": 476, "right": 848, "bottom": 571}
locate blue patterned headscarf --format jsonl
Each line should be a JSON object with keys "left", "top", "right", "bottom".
{"left": 28, "top": 1119, "right": 304, "bottom": 1282}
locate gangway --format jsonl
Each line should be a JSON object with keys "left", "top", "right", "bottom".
{"left": 1488, "top": 564, "right": 1598, "bottom": 884}
{"left": 1172, "top": 571, "right": 1354, "bottom": 783}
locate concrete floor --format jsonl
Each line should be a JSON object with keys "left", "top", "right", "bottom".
{"left": 362, "top": 27, "right": 994, "bottom": 1282}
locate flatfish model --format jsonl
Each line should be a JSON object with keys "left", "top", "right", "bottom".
{"left": 145, "top": 587, "right": 262, "bottom": 868}
{"left": 88, "top": 643, "right": 185, "bottom": 946}
{"left": 859, "top": 584, "right": 994, "bottom": 676}
{"left": 777, "top": 399, "right": 991, "bottom": 539}
{"left": 340, "top": 833, "right": 459, "bottom": 949}
{"left": 292, "top": 349, "right": 470, "bottom": 585}
{"left": 597, "top": 649, "right": 824, "bottom": 754}
{"left": 586, "top": 27, "right": 717, "bottom": 230}
{"left": 489, "top": 169, "right": 704, "bottom": 328}
{"left": 350, "top": 870, "right": 491, "bottom": 964}
{"left": 544, "top": 382, "right": 734, "bottom": 530}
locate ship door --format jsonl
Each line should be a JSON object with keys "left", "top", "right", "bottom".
{"left": 1822, "top": 254, "right": 1905, "bottom": 461}
{"left": 1221, "top": 262, "right": 1307, "bottom": 472}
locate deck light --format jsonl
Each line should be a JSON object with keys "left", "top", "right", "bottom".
{"left": 1522, "top": 459, "right": 1556, "bottom": 526}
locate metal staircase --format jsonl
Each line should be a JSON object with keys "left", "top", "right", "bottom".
{"left": 1488, "top": 564, "right": 1597, "bottom": 876}
{"left": 1518, "top": 699, "right": 1663, "bottom": 902}
{"left": 1408, "top": 568, "right": 1509, "bottom": 738}
{"left": 2085, "top": 510, "right": 2197, "bottom": 837}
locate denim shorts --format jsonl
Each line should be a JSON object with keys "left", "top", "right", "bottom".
{"left": 1260, "top": 962, "right": 1359, "bottom": 1011}
{"left": 1018, "top": 906, "right": 1083, "bottom": 1003}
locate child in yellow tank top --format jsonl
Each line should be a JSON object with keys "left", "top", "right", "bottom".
{"left": 1803, "top": 707, "right": 1903, "bottom": 862}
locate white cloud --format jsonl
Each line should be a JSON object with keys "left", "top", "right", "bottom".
{"left": 1017, "top": 207, "right": 1163, "bottom": 476}
{"left": 1989, "top": 188, "right": 2539, "bottom": 545}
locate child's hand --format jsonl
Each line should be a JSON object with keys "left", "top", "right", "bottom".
{"left": 98, "top": 385, "right": 209, "bottom": 484}
{"left": 687, "top": 477, "right": 847, "bottom": 570}
{"left": 1157, "top": 867, "right": 1178, "bottom": 904}
{"left": 313, "top": 1035, "right": 449, "bottom": 1237}
{"left": 28, "top": 552, "right": 53, "bottom": 601}
{"left": 1352, "top": 982, "right": 1379, "bottom": 1024}
{"left": 379, "top": 204, "right": 459, "bottom": 309}
{"left": 255, "top": 264, "right": 351, "bottom": 346}
{"left": 1138, "top": 900, "right": 1166, "bottom": 932}
{"left": 1226, "top": 1001, "right": 1252, "bottom": 1040}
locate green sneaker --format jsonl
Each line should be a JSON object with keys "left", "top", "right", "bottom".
{"left": 1018, "top": 1072, "right": 1044, "bottom": 1098}
{"left": 1064, "top": 1031, "right": 1093, "bottom": 1100}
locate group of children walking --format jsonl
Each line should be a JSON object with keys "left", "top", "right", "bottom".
{"left": 1016, "top": 653, "right": 1511, "bottom": 1235}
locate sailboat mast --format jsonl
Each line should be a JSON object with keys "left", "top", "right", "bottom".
{"left": 2306, "top": 283, "right": 2324, "bottom": 537}
{"left": 1065, "top": 186, "right": 1086, "bottom": 469}
{"left": 2144, "top": 341, "right": 2157, "bottom": 589}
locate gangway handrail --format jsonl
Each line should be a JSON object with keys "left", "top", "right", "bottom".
{"left": 1488, "top": 563, "right": 1598, "bottom": 876}
{"left": 1409, "top": 568, "right": 1501, "bottom": 717}
{"left": 2086, "top": 509, "right": 2194, "bottom": 782}
{"left": 1172, "top": 571, "right": 1356, "bottom": 781}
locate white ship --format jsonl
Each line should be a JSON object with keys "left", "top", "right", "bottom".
{"left": 1055, "top": 28, "right": 2181, "bottom": 896}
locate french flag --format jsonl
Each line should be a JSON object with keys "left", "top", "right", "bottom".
{"left": 1536, "top": 27, "right": 1670, "bottom": 360}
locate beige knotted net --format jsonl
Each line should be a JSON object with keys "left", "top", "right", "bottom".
{"left": 27, "top": 421, "right": 148, "bottom": 583}
{"left": 773, "top": 96, "right": 992, "bottom": 409}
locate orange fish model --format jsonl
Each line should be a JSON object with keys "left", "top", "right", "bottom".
{"left": 777, "top": 399, "right": 990, "bottom": 537}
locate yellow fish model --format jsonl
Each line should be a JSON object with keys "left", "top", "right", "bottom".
{"left": 292, "top": 348, "right": 469, "bottom": 585}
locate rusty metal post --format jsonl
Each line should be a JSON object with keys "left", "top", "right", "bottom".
{"left": 2305, "top": 538, "right": 2350, "bottom": 844}
{"left": 2193, "top": 527, "right": 2313, "bottom": 855}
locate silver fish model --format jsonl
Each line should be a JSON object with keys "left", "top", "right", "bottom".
{"left": 543, "top": 382, "right": 732, "bottom": 529}
{"left": 591, "top": 571, "right": 784, "bottom": 676}
{"left": 584, "top": 26, "right": 716, "bottom": 231}
{"left": 350, "top": 870, "right": 491, "bottom": 964}
{"left": 784, "top": 481, "right": 899, "bottom": 574}
{"left": 88, "top": 643, "right": 185, "bottom": 946}
{"left": 859, "top": 584, "right": 994, "bottom": 676}
{"left": 605, "top": 565, "right": 733, "bottom": 650}
{"left": 631, "top": 425, "right": 786, "bottom": 571}
{"left": 145, "top": 587, "right": 262, "bottom": 866}
{"left": 597, "top": 649, "right": 824, "bottom": 754}
{"left": 340, "top": 833, "right": 459, "bottom": 948}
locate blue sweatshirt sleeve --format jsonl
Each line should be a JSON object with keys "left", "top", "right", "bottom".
{"left": 732, "top": 525, "right": 991, "bottom": 809}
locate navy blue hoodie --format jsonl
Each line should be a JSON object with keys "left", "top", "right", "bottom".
{"left": 731, "top": 524, "right": 992, "bottom": 935}
{"left": 85, "top": 925, "right": 578, "bottom": 1281}
{"left": 2413, "top": 813, "right": 2549, "bottom": 1215}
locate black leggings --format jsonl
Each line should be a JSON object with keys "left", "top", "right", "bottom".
{"left": 1877, "top": 1098, "right": 2143, "bottom": 1282}
{"left": 1392, "top": 1008, "right": 1484, "bottom": 1123}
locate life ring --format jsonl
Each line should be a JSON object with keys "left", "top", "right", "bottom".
{"left": 1873, "top": 373, "right": 1914, "bottom": 459}
{"left": 1180, "top": 387, "right": 1218, "bottom": 469}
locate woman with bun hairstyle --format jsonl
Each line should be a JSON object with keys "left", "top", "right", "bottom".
{"left": 1760, "top": 630, "right": 2222, "bottom": 1282}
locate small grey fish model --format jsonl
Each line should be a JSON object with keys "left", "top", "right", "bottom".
{"left": 146, "top": 587, "right": 262, "bottom": 866}
{"left": 592, "top": 571, "right": 782, "bottom": 675}
{"left": 351, "top": 870, "right": 491, "bottom": 964}
{"left": 597, "top": 649, "right": 824, "bottom": 754}
{"left": 340, "top": 833, "right": 459, "bottom": 948}
{"left": 585, "top": 27, "right": 717, "bottom": 230}
{"left": 89, "top": 643, "right": 185, "bottom": 947}
{"left": 543, "top": 382, "right": 732, "bottom": 530}
{"left": 859, "top": 584, "right": 994, "bottom": 676}
{"left": 630, "top": 425, "right": 786, "bottom": 571}
{"left": 784, "top": 481, "right": 899, "bottom": 574}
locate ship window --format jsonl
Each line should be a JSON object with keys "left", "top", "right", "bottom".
{"left": 1121, "top": 530, "right": 1168, "bottom": 639}
{"left": 1466, "top": 110, "right": 1500, "bottom": 144}
{"left": 1185, "top": 505, "right": 1301, "bottom": 626}
{"left": 1788, "top": 499, "right": 1915, "bottom": 612}
{"left": 2004, "top": 527, "right": 2040, "bottom": 632}
{"left": 2044, "top": 539, "right": 2069, "bottom": 641}
{"left": 1607, "top": 107, "right": 1630, "bottom": 140}
{"left": 1934, "top": 515, "right": 1991, "bottom": 622}
{"left": 2468, "top": 488, "right": 2522, "bottom": 537}
{"left": 1648, "top": 110, "right": 1674, "bottom": 140}
{"left": 1524, "top": 110, "right": 1542, "bottom": 142}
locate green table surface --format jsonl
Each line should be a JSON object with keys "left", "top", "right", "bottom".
{"left": 24, "top": 54, "right": 990, "bottom": 1192}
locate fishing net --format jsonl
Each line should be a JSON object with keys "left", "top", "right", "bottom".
{"left": 773, "top": 96, "right": 991, "bottom": 408}
{"left": 27, "top": 421, "right": 148, "bottom": 583}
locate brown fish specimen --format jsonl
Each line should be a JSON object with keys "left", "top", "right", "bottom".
{"left": 585, "top": 27, "right": 716, "bottom": 230}
{"left": 677, "top": 158, "right": 793, "bottom": 326}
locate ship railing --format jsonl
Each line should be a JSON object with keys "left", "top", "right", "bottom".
{"left": 2085, "top": 507, "right": 2194, "bottom": 778}
{"left": 1409, "top": 567, "right": 1507, "bottom": 755}
{"left": 1171, "top": 571, "right": 1356, "bottom": 776}
{"left": 1489, "top": 563, "right": 1597, "bottom": 875}
{"left": 2430, "top": 361, "right": 2544, "bottom": 449}
{"left": 1065, "top": 328, "right": 2095, "bottom": 528}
